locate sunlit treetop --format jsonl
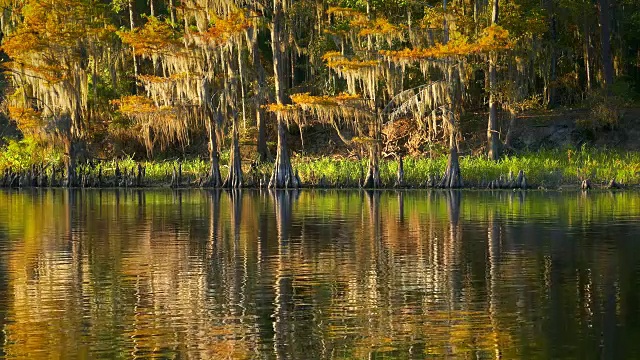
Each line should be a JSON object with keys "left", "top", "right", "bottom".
{"left": 1, "top": 0, "right": 116, "bottom": 81}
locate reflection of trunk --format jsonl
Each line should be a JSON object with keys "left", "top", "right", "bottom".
{"left": 272, "top": 189, "right": 295, "bottom": 358}
{"left": 601, "top": 266, "right": 618, "bottom": 359}
{"left": 223, "top": 118, "right": 243, "bottom": 188}
{"left": 598, "top": 0, "right": 614, "bottom": 90}
{"left": 488, "top": 0, "right": 501, "bottom": 160}
{"left": 398, "top": 192, "right": 404, "bottom": 223}
{"left": 487, "top": 210, "right": 502, "bottom": 358}
{"left": 269, "top": 0, "right": 299, "bottom": 188}
{"left": 230, "top": 189, "right": 243, "bottom": 240}
{"left": 444, "top": 190, "right": 462, "bottom": 307}
{"left": 206, "top": 118, "right": 222, "bottom": 187}
{"left": 209, "top": 190, "right": 221, "bottom": 242}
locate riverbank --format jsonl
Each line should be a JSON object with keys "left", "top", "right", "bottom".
{"left": 1, "top": 147, "right": 639, "bottom": 190}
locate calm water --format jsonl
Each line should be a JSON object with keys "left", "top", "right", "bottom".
{"left": 0, "top": 189, "right": 639, "bottom": 359}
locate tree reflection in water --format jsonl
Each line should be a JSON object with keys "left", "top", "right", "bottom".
{"left": 0, "top": 189, "right": 639, "bottom": 358}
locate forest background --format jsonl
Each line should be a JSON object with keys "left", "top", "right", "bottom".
{"left": 0, "top": 0, "right": 639, "bottom": 188}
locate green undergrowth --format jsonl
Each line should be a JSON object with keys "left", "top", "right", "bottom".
{"left": 290, "top": 147, "right": 640, "bottom": 188}
{"left": 1, "top": 143, "right": 640, "bottom": 188}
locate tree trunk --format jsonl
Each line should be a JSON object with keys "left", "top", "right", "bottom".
{"left": 598, "top": 0, "right": 614, "bottom": 90}
{"left": 168, "top": 0, "right": 175, "bottom": 24}
{"left": 149, "top": 0, "right": 155, "bottom": 17}
{"left": 584, "top": 14, "right": 593, "bottom": 92}
{"left": 362, "top": 141, "right": 380, "bottom": 188}
{"left": 129, "top": 0, "right": 138, "bottom": 93}
{"left": 269, "top": 0, "right": 299, "bottom": 188}
{"left": 270, "top": 118, "right": 300, "bottom": 188}
{"left": 238, "top": 47, "right": 247, "bottom": 129}
{"left": 439, "top": 136, "right": 462, "bottom": 188}
{"left": 545, "top": 0, "right": 558, "bottom": 106}
{"left": 224, "top": 117, "right": 243, "bottom": 188}
{"left": 64, "top": 137, "right": 77, "bottom": 188}
{"left": 487, "top": 0, "right": 501, "bottom": 160}
{"left": 206, "top": 118, "right": 222, "bottom": 187}
{"left": 440, "top": 10, "right": 462, "bottom": 188}
{"left": 249, "top": 26, "right": 269, "bottom": 162}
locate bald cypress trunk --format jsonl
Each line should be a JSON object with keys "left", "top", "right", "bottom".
{"left": 269, "top": 0, "right": 299, "bottom": 188}
{"left": 598, "top": 0, "right": 614, "bottom": 90}
{"left": 206, "top": 118, "right": 222, "bottom": 187}
{"left": 440, "top": 0, "right": 462, "bottom": 188}
{"left": 129, "top": 0, "right": 138, "bottom": 94}
{"left": 249, "top": 26, "right": 269, "bottom": 162}
{"left": 487, "top": 0, "right": 501, "bottom": 160}
{"left": 224, "top": 48, "right": 243, "bottom": 188}
{"left": 224, "top": 118, "right": 243, "bottom": 188}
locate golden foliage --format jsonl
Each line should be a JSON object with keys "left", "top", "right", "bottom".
{"left": 291, "top": 92, "right": 362, "bottom": 106}
{"left": 119, "top": 16, "right": 181, "bottom": 56}
{"left": 198, "top": 11, "right": 250, "bottom": 44}
{"left": 264, "top": 103, "right": 298, "bottom": 114}
{"left": 138, "top": 73, "right": 189, "bottom": 84}
{"left": 357, "top": 18, "right": 402, "bottom": 39}
{"left": 326, "top": 7, "right": 365, "bottom": 18}
{"left": 111, "top": 95, "right": 161, "bottom": 116}
{"left": 381, "top": 26, "right": 512, "bottom": 63}
{"left": 8, "top": 106, "right": 44, "bottom": 137}
{"left": 323, "top": 53, "right": 378, "bottom": 72}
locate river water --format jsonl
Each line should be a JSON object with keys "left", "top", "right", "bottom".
{"left": 0, "top": 189, "right": 639, "bottom": 359}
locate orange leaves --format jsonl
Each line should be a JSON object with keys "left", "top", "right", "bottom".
{"left": 111, "top": 96, "right": 157, "bottom": 115}
{"left": 326, "top": 7, "right": 402, "bottom": 43}
{"left": 476, "top": 25, "right": 512, "bottom": 50}
{"left": 119, "top": 16, "right": 181, "bottom": 56}
{"left": 198, "top": 11, "right": 250, "bottom": 45}
{"left": 264, "top": 103, "right": 297, "bottom": 114}
{"left": 323, "top": 52, "right": 378, "bottom": 72}
{"left": 381, "top": 26, "right": 512, "bottom": 64}
{"left": 357, "top": 18, "right": 402, "bottom": 39}
{"left": 112, "top": 95, "right": 175, "bottom": 118}
{"left": 327, "top": 7, "right": 365, "bottom": 19}
{"left": 8, "top": 106, "right": 44, "bottom": 137}
{"left": 290, "top": 93, "right": 362, "bottom": 107}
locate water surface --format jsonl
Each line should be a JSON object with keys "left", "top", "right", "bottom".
{"left": 1, "top": 189, "right": 639, "bottom": 359}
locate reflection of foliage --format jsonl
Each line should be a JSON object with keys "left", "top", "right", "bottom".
{"left": 1, "top": 190, "right": 640, "bottom": 357}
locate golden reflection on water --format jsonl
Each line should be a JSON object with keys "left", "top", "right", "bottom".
{"left": 0, "top": 189, "right": 639, "bottom": 359}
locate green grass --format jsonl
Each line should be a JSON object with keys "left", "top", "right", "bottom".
{"left": 289, "top": 147, "right": 640, "bottom": 188}
{"left": 2, "top": 144, "right": 640, "bottom": 188}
